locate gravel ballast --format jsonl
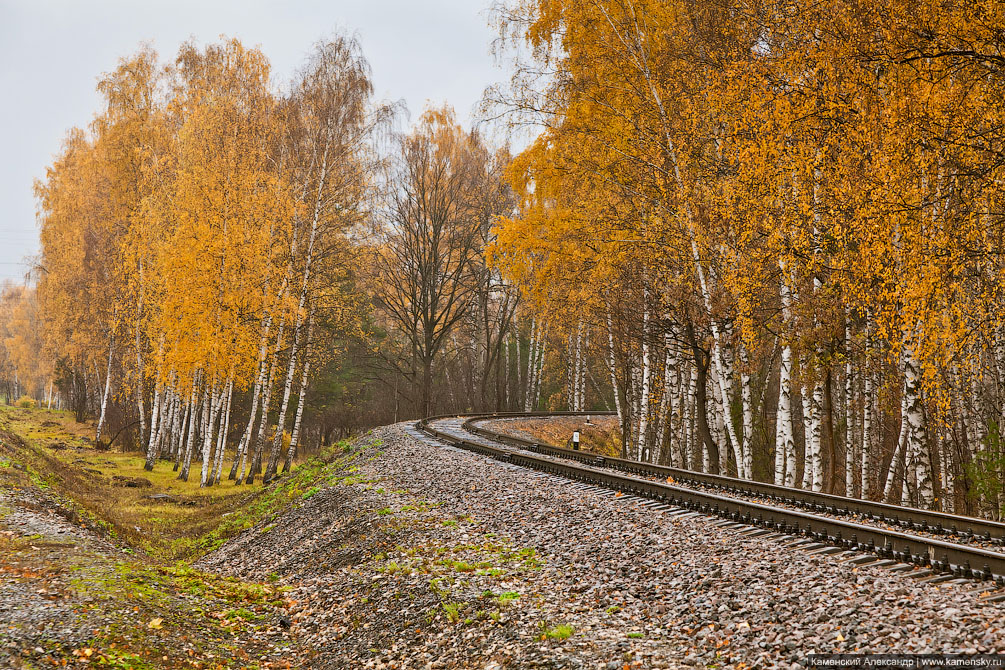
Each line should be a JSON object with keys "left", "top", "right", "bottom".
{"left": 200, "top": 423, "right": 1005, "bottom": 669}
{"left": 478, "top": 416, "right": 1005, "bottom": 553}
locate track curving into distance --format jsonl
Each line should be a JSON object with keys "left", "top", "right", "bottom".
{"left": 417, "top": 412, "right": 1005, "bottom": 587}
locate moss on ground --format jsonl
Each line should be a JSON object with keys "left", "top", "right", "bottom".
{"left": 0, "top": 404, "right": 366, "bottom": 560}
{"left": 0, "top": 404, "right": 377, "bottom": 669}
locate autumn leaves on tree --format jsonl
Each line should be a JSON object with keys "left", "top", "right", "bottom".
{"left": 487, "top": 0, "right": 1005, "bottom": 516}
{"left": 8, "top": 2, "right": 1005, "bottom": 519}
{"left": 30, "top": 36, "right": 381, "bottom": 486}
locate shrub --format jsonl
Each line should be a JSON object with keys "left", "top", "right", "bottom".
{"left": 16, "top": 395, "right": 36, "bottom": 409}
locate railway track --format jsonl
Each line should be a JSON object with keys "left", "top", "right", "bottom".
{"left": 416, "top": 412, "right": 1005, "bottom": 590}
{"left": 468, "top": 414, "right": 1005, "bottom": 548}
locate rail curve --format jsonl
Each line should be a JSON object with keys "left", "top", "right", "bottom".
{"left": 416, "top": 411, "right": 1005, "bottom": 586}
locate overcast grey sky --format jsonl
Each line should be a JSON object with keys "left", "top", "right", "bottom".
{"left": 0, "top": 0, "right": 508, "bottom": 284}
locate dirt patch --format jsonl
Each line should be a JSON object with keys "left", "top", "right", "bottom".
{"left": 111, "top": 475, "right": 153, "bottom": 488}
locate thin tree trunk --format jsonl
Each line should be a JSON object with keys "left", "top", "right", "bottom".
{"left": 199, "top": 380, "right": 222, "bottom": 487}
{"left": 532, "top": 324, "right": 547, "bottom": 410}
{"left": 247, "top": 320, "right": 286, "bottom": 484}
{"left": 95, "top": 335, "right": 115, "bottom": 445}
{"left": 574, "top": 321, "right": 585, "bottom": 411}
{"left": 231, "top": 308, "right": 276, "bottom": 480}
{"left": 265, "top": 311, "right": 308, "bottom": 482}
{"left": 636, "top": 289, "right": 652, "bottom": 461}
{"left": 284, "top": 308, "right": 316, "bottom": 473}
{"left": 738, "top": 342, "right": 754, "bottom": 479}
{"left": 654, "top": 334, "right": 675, "bottom": 465}
{"left": 524, "top": 318, "right": 537, "bottom": 411}
{"left": 710, "top": 330, "right": 743, "bottom": 477}
{"left": 212, "top": 378, "right": 234, "bottom": 485}
{"left": 885, "top": 389, "right": 910, "bottom": 502}
{"left": 807, "top": 379, "right": 824, "bottom": 492}
{"left": 862, "top": 311, "right": 875, "bottom": 498}
{"left": 179, "top": 373, "right": 200, "bottom": 481}
{"left": 513, "top": 325, "right": 522, "bottom": 411}
{"left": 144, "top": 374, "right": 163, "bottom": 471}
{"left": 605, "top": 306, "right": 623, "bottom": 425}
{"left": 903, "top": 336, "right": 935, "bottom": 507}
{"left": 776, "top": 328, "right": 795, "bottom": 486}
{"left": 174, "top": 393, "right": 191, "bottom": 471}
{"left": 844, "top": 310, "right": 856, "bottom": 496}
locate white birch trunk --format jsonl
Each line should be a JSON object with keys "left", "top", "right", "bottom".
{"left": 862, "top": 364, "right": 874, "bottom": 499}
{"left": 144, "top": 375, "right": 162, "bottom": 471}
{"left": 636, "top": 292, "right": 652, "bottom": 462}
{"left": 179, "top": 373, "right": 200, "bottom": 481}
{"left": 162, "top": 389, "right": 177, "bottom": 462}
{"left": 566, "top": 330, "right": 574, "bottom": 410}
{"left": 266, "top": 309, "right": 308, "bottom": 482}
{"left": 775, "top": 326, "right": 794, "bottom": 486}
{"left": 196, "top": 381, "right": 213, "bottom": 488}
{"left": 212, "top": 378, "right": 233, "bottom": 485}
{"left": 247, "top": 319, "right": 286, "bottom": 484}
{"left": 885, "top": 390, "right": 910, "bottom": 502}
{"left": 524, "top": 318, "right": 537, "bottom": 412}
{"left": 629, "top": 362, "right": 641, "bottom": 456}
{"left": 801, "top": 379, "right": 813, "bottom": 490}
{"left": 654, "top": 334, "right": 675, "bottom": 465}
{"left": 533, "top": 325, "right": 547, "bottom": 410}
{"left": 504, "top": 331, "right": 512, "bottom": 409}
{"left": 95, "top": 335, "right": 114, "bottom": 445}
{"left": 284, "top": 308, "right": 316, "bottom": 473}
{"left": 685, "top": 363, "right": 697, "bottom": 470}
{"left": 232, "top": 319, "right": 272, "bottom": 480}
{"left": 605, "top": 307, "right": 623, "bottom": 425}
{"left": 809, "top": 380, "right": 824, "bottom": 492}
{"left": 941, "top": 425, "right": 954, "bottom": 513}
{"left": 174, "top": 393, "right": 190, "bottom": 470}
{"left": 738, "top": 343, "right": 753, "bottom": 479}
{"left": 903, "top": 337, "right": 935, "bottom": 507}
{"left": 513, "top": 326, "right": 522, "bottom": 410}
{"left": 861, "top": 312, "right": 875, "bottom": 498}
{"left": 807, "top": 163, "right": 825, "bottom": 493}
{"left": 710, "top": 330, "right": 744, "bottom": 477}
{"left": 845, "top": 311, "right": 856, "bottom": 496}
{"left": 575, "top": 322, "right": 586, "bottom": 411}
{"left": 708, "top": 373, "right": 728, "bottom": 474}
{"left": 199, "top": 380, "right": 222, "bottom": 487}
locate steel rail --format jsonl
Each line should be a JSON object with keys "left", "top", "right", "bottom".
{"left": 463, "top": 413, "right": 1005, "bottom": 545}
{"left": 416, "top": 414, "right": 1005, "bottom": 584}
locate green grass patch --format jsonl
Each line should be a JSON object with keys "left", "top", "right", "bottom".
{"left": 497, "top": 591, "right": 520, "bottom": 606}
{"left": 540, "top": 623, "right": 575, "bottom": 640}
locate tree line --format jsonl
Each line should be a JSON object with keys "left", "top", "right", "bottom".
{"left": 484, "top": 0, "right": 1005, "bottom": 518}
{"left": 0, "top": 32, "right": 527, "bottom": 485}
{"left": 5, "top": 2, "right": 1005, "bottom": 520}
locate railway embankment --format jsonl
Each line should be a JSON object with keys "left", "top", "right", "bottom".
{"left": 202, "top": 422, "right": 1005, "bottom": 669}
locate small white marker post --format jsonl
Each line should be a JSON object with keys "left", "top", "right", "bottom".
{"left": 572, "top": 430, "right": 580, "bottom": 451}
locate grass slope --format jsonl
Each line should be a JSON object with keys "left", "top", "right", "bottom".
{"left": 0, "top": 405, "right": 362, "bottom": 669}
